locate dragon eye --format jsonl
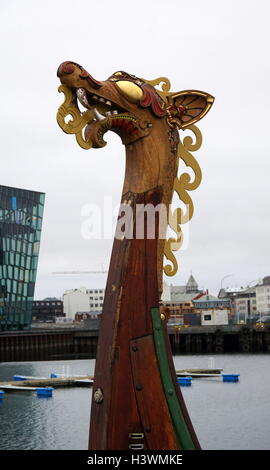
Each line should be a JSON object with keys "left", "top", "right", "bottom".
{"left": 115, "top": 80, "right": 143, "bottom": 103}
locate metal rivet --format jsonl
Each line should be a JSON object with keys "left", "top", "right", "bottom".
{"left": 145, "top": 426, "right": 151, "bottom": 433}
{"left": 94, "top": 387, "right": 104, "bottom": 404}
{"left": 136, "top": 384, "right": 142, "bottom": 391}
{"left": 132, "top": 346, "right": 138, "bottom": 352}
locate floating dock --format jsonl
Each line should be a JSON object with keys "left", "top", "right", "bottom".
{"left": 0, "top": 369, "right": 223, "bottom": 393}
{"left": 176, "top": 368, "right": 223, "bottom": 377}
{"left": 0, "top": 375, "right": 94, "bottom": 391}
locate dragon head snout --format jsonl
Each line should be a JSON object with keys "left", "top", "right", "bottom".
{"left": 57, "top": 61, "right": 102, "bottom": 90}
{"left": 57, "top": 61, "right": 75, "bottom": 78}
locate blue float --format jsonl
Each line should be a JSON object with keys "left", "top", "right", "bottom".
{"left": 36, "top": 387, "right": 54, "bottom": 397}
{"left": 13, "top": 375, "right": 26, "bottom": 381}
{"left": 0, "top": 390, "right": 5, "bottom": 399}
{"left": 177, "top": 377, "right": 192, "bottom": 386}
{"left": 50, "top": 373, "right": 58, "bottom": 378}
{"left": 222, "top": 374, "right": 240, "bottom": 383}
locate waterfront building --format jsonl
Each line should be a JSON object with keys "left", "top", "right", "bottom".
{"left": 218, "top": 287, "right": 244, "bottom": 323}
{"left": 219, "top": 286, "right": 257, "bottom": 323}
{"left": 193, "top": 293, "right": 231, "bottom": 324}
{"left": 75, "top": 311, "right": 101, "bottom": 329}
{"left": 163, "top": 300, "right": 196, "bottom": 325}
{"left": 63, "top": 287, "right": 90, "bottom": 320}
{"left": 162, "top": 276, "right": 204, "bottom": 325}
{"left": 63, "top": 287, "right": 105, "bottom": 320}
{"left": 88, "top": 288, "right": 105, "bottom": 312}
{"left": 200, "top": 309, "right": 229, "bottom": 326}
{"left": 256, "top": 276, "right": 270, "bottom": 317}
{"left": 0, "top": 185, "right": 45, "bottom": 330}
{"left": 170, "top": 274, "right": 202, "bottom": 301}
{"left": 234, "top": 288, "right": 257, "bottom": 323}
{"left": 161, "top": 274, "right": 202, "bottom": 303}
{"left": 193, "top": 293, "right": 231, "bottom": 310}
{"left": 32, "top": 298, "right": 64, "bottom": 323}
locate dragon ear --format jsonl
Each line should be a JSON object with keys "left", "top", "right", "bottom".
{"left": 167, "top": 90, "right": 214, "bottom": 129}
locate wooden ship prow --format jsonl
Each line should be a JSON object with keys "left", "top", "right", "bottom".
{"left": 56, "top": 61, "right": 214, "bottom": 449}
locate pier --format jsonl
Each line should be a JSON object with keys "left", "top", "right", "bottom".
{"left": 0, "top": 324, "right": 270, "bottom": 362}
{"left": 0, "top": 369, "right": 221, "bottom": 392}
{"left": 0, "top": 376, "right": 94, "bottom": 391}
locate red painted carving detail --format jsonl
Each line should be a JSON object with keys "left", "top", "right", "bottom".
{"left": 140, "top": 84, "right": 166, "bottom": 118}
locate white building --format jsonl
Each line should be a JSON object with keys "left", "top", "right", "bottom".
{"left": 161, "top": 281, "right": 171, "bottom": 301}
{"left": 256, "top": 276, "right": 270, "bottom": 316}
{"left": 234, "top": 290, "right": 257, "bottom": 322}
{"left": 88, "top": 288, "right": 105, "bottom": 312}
{"left": 63, "top": 287, "right": 105, "bottom": 320}
{"left": 201, "top": 309, "right": 229, "bottom": 326}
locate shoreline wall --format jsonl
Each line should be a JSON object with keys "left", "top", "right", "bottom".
{"left": 0, "top": 325, "right": 270, "bottom": 362}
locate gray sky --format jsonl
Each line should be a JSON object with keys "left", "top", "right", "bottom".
{"left": 1, "top": 0, "right": 269, "bottom": 299}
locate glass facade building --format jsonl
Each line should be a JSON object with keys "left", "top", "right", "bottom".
{"left": 0, "top": 185, "right": 45, "bottom": 330}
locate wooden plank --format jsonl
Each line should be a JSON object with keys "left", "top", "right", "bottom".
{"left": 89, "top": 188, "right": 164, "bottom": 450}
{"left": 130, "top": 335, "right": 179, "bottom": 450}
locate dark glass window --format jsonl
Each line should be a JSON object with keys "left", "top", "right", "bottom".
{"left": 204, "top": 315, "right": 212, "bottom": 321}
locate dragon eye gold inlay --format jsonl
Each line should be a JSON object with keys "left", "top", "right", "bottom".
{"left": 115, "top": 80, "right": 143, "bottom": 102}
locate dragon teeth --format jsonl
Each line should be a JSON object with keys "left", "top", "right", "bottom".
{"left": 76, "top": 88, "right": 90, "bottom": 108}
{"left": 94, "top": 108, "right": 106, "bottom": 121}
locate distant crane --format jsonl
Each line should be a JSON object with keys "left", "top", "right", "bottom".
{"left": 52, "top": 270, "right": 108, "bottom": 274}
{"left": 52, "top": 264, "right": 108, "bottom": 274}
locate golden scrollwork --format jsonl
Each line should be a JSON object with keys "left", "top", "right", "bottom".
{"left": 56, "top": 85, "right": 93, "bottom": 150}
{"left": 141, "top": 76, "right": 172, "bottom": 102}
{"left": 164, "top": 125, "right": 202, "bottom": 277}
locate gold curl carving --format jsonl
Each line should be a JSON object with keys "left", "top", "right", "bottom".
{"left": 164, "top": 125, "right": 202, "bottom": 277}
{"left": 56, "top": 85, "right": 93, "bottom": 150}
{"left": 140, "top": 76, "right": 171, "bottom": 102}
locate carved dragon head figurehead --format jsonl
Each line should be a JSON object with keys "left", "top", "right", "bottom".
{"left": 57, "top": 61, "right": 214, "bottom": 280}
{"left": 57, "top": 61, "right": 213, "bottom": 150}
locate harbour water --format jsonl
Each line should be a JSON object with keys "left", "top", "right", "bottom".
{"left": 0, "top": 354, "right": 269, "bottom": 450}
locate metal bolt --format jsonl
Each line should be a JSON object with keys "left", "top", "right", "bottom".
{"left": 94, "top": 387, "right": 104, "bottom": 404}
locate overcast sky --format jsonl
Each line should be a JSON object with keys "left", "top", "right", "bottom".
{"left": 1, "top": 0, "right": 269, "bottom": 299}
